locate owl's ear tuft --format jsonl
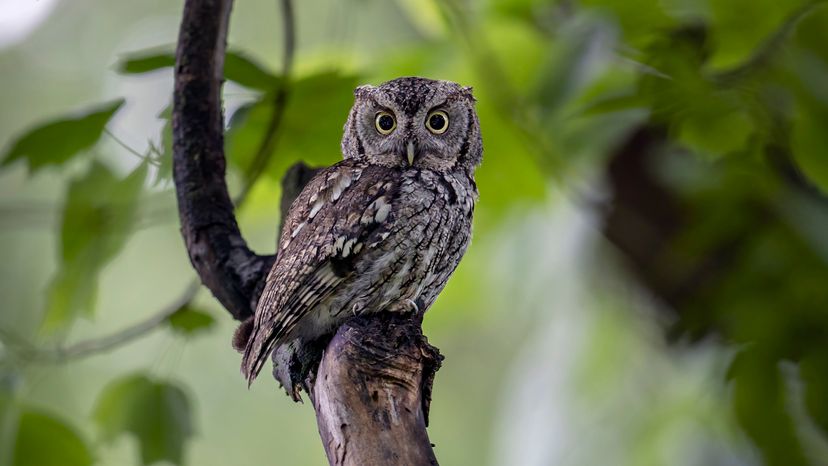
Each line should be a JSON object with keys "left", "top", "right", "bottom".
{"left": 461, "top": 86, "right": 476, "bottom": 102}
{"left": 354, "top": 85, "right": 376, "bottom": 98}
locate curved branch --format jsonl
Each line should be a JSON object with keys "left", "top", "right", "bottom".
{"left": 172, "top": 1, "right": 443, "bottom": 465}
{"left": 173, "top": 0, "right": 273, "bottom": 321}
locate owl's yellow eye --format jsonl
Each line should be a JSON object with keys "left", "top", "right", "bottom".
{"left": 375, "top": 111, "right": 396, "bottom": 135}
{"left": 425, "top": 110, "right": 449, "bottom": 134}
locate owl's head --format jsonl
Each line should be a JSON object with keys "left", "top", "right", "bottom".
{"left": 341, "top": 77, "right": 482, "bottom": 173}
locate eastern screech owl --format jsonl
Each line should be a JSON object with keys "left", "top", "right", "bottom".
{"left": 239, "top": 77, "right": 482, "bottom": 396}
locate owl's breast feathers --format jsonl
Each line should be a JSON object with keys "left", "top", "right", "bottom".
{"left": 241, "top": 159, "right": 476, "bottom": 385}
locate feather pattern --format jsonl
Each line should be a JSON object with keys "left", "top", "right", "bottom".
{"left": 241, "top": 161, "right": 396, "bottom": 384}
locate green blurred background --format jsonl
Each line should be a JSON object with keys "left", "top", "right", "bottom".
{"left": 1, "top": 0, "right": 828, "bottom": 464}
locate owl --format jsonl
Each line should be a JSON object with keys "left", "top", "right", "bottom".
{"left": 240, "top": 77, "right": 482, "bottom": 395}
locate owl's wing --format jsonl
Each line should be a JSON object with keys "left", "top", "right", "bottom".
{"left": 241, "top": 161, "right": 396, "bottom": 384}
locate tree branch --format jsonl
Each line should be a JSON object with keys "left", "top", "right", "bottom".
{"left": 172, "top": 0, "right": 443, "bottom": 465}
{"left": 173, "top": 0, "right": 273, "bottom": 321}
{"left": 311, "top": 312, "right": 442, "bottom": 466}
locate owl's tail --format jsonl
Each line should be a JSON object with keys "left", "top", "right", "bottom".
{"left": 240, "top": 320, "right": 279, "bottom": 387}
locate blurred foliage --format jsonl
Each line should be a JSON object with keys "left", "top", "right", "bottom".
{"left": 118, "top": 49, "right": 282, "bottom": 91}
{"left": 2, "top": 404, "right": 94, "bottom": 466}
{"left": 43, "top": 161, "right": 147, "bottom": 332}
{"left": 1, "top": 0, "right": 828, "bottom": 464}
{"left": 167, "top": 305, "right": 216, "bottom": 337}
{"left": 0, "top": 100, "right": 124, "bottom": 174}
{"left": 92, "top": 374, "right": 193, "bottom": 466}
{"left": 225, "top": 70, "right": 361, "bottom": 183}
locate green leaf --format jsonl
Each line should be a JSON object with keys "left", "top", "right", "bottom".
{"left": 578, "top": 91, "right": 645, "bottom": 116}
{"left": 470, "top": 97, "right": 547, "bottom": 228}
{"left": 224, "top": 52, "right": 283, "bottom": 91}
{"left": 117, "top": 53, "right": 174, "bottom": 74}
{"left": 42, "top": 161, "right": 147, "bottom": 332}
{"left": 226, "top": 70, "right": 360, "bottom": 180}
{"left": 579, "top": 0, "right": 673, "bottom": 45}
{"left": 676, "top": 107, "right": 753, "bottom": 157}
{"left": 117, "top": 49, "right": 281, "bottom": 91}
{"left": 707, "top": 0, "right": 810, "bottom": 70}
{"left": 12, "top": 409, "right": 93, "bottom": 466}
{"left": 167, "top": 305, "right": 216, "bottom": 337}
{"left": 791, "top": 104, "right": 828, "bottom": 194}
{"left": 395, "top": 0, "right": 448, "bottom": 39}
{"left": 93, "top": 373, "right": 193, "bottom": 466}
{"left": 801, "top": 355, "right": 828, "bottom": 437}
{"left": 729, "top": 350, "right": 808, "bottom": 466}
{"left": 1, "top": 100, "right": 124, "bottom": 174}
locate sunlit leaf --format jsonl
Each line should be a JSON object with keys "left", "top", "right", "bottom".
{"left": 226, "top": 70, "right": 359, "bottom": 181}
{"left": 471, "top": 98, "right": 548, "bottom": 229}
{"left": 42, "top": 161, "right": 147, "bottom": 331}
{"left": 12, "top": 409, "right": 93, "bottom": 466}
{"left": 707, "top": 0, "right": 811, "bottom": 70}
{"left": 117, "top": 49, "right": 281, "bottom": 91}
{"left": 487, "top": 0, "right": 549, "bottom": 23}
{"left": 396, "top": 0, "right": 448, "bottom": 39}
{"left": 167, "top": 305, "right": 216, "bottom": 337}
{"left": 1, "top": 100, "right": 124, "bottom": 174}
{"left": 93, "top": 373, "right": 193, "bottom": 466}
{"left": 480, "top": 17, "right": 547, "bottom": 93}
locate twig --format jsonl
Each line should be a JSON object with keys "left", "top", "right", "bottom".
{"left": 10, "top": 282, "right": 201, "bottom": 364}
{"left": 104, "top": 128, "right": 162, "bottom": 167}
{"left": 235, "top": 0, "right": 296, "bottom": 204}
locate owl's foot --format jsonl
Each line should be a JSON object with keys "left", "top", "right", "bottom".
{"left": 271, "top": 335, "right": 330, "bottom": 402}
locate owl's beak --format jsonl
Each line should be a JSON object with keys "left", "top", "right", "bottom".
{"left": 406, "top": 141, "right": 416, "bottom": 166}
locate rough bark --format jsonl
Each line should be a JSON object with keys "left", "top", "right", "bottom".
{"left": 173, "top": 0, "right": 273, "bottom": 321}
{"left": 172, "top": 0, "right": 442, "bottom": 464}
{"left": 310, "top": 313, "right": 441, "bottom": 466}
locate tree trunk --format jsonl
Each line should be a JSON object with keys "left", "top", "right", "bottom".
{"left": 311, "top": 313, "right": 441, "bottom": 466}
{"left": 172, "top": 0, "right": 442, "bottom": 464}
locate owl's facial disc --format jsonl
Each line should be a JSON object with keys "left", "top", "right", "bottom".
{"left": 342, "top": 77, "right": 481, "bottom": 172}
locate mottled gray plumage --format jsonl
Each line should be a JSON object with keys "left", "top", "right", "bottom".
{"left": 240, "top": 77, "right": 482, "bottom": 395}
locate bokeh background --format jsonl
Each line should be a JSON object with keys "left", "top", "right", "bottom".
{"left": 2, "top": 0, "right": 828, "bottom": 465}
